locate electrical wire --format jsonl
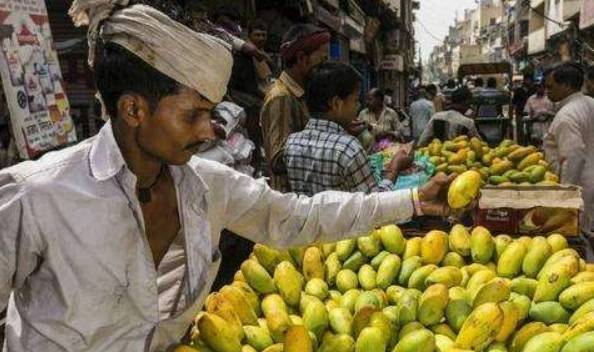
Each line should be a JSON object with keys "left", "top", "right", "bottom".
{"left": 418, "top": 19, "right": 443, "bottom": 42}
{"left": 528, "top": 4, "right": 567, "bottom": 27}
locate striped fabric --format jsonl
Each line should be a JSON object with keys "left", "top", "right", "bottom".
{"left": 284, "top": 118, "right": 392, "bottom": 196}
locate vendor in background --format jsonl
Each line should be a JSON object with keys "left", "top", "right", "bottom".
{"left": 358, "top": 88, "right": 405, "bottom": 142}
{"left": 473, "top": 77, "right": 484, "bottom": 92}
{"left": 228, "top": 18, "right": 273, "bottom": 100}
{"left": 512, "top": 72, "right": 536, "bottom": 127}
{"left": 442, "top": 79, "right": 457, "bottom": 101}
{"left": 185, "top": 3, "right": 268, "bottom": 62}
{"left": 228, "top": 19, "right": 274, "bottom": 173}
{"left": 417, "top": 86, "right": 481, "bottom": 146}
{"left": 0, "top": 2, "right": 451, "bottom": 350}
{"left": 485, "top": 77, "right": 498, "bottom": 91}
{"left": 427, "top": 83, "right": 445, "bottom": 113}
{"left": 284, "top": 62, "right": 413, "bottom": 196}
{"left": 409, "top": 86, "right": 435, "bottom": 141}
{"left": 584, "top": 65, "right": 594, "bottom": 98}
{"left": 524, "top": 81, "right": 554, "bottom": 144}
{"left": 384, "top": 88, "right": 395, "bottom": 109}
{"left": 260, "top": 24, "right": 330, "bottom": 192}
{"left": 543, "top": 63, "right": 594, "bottom": 237}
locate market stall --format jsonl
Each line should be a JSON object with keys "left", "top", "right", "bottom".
{"left": 179, "top": 225, "right": 594, "bottom": 352}
{"left": 174, "top": 136, "right": 594, "bottom": 352}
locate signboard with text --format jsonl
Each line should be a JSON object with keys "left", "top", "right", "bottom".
{"left": 0, "top": 0, "right": 76, "bottom": 159}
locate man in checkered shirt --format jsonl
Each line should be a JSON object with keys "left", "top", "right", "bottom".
{"left": 284, "top": 62, "right": 411, "bottom": 196}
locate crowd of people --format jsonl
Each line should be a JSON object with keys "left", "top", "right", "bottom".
{"left": 224, "top": 13, "right": 593, "bottom": 245}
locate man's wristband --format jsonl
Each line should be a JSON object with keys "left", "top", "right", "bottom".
{"left": 411, "top": 187, "right": 423, "bottom": 216}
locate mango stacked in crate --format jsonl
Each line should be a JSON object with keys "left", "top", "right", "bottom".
{"left": 417, "top": 137, "right": 559, "bottom": 186}
{"left": 182, "top": 225, "right": 594, "bottom": 352}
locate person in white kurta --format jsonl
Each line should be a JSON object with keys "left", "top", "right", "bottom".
{"left": 0, "top": 2, "right": 451, "bottom": 351}
{"left": 543, "top": 63, "right": 594, "bottom": 236}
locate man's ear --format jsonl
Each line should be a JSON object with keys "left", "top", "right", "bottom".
{"left": 117, "top": 94, "right": 150, "bottom": 128}
{"left": 296, "top": 50, "right": 309, "bottom": 68}
{"left": 329, "top": 96, "right": 342, "bottom": 112}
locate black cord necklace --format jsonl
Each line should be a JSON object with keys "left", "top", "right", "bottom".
{"left": 137, "top": 165, "right": 165, "bottom": 204}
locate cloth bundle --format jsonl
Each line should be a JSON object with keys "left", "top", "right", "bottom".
{"left": 69, "top": 0, "right": 233, "bottom": 104}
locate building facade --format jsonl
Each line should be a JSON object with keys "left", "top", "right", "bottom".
{"left": 427, "top": 0, "right": 593, "bottom": 84}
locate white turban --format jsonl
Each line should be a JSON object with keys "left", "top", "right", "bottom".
{"left": 69, "top": 0, "right": 233, "bottom": 103}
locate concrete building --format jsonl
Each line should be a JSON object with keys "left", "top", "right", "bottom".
{"left": 428, "top": 0, "right": 592, "bottom": 83}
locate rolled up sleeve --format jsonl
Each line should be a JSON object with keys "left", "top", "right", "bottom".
{"left": 219, "top": 167, "right": 414, "bottom": 248}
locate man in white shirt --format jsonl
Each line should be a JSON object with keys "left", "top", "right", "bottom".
{"left": 417, "top": 86, "right": 481, "bottom": 146}
{"left": 409, "top": 87, "right": 435, "bottom": 140}
{"left": 585, "top": 65, "right": 594, "bottom": 98}
{"left": 543, "top": 63, "right": 594, "bottom": 237}
{"left": 0, "top": 1, "right": 450, "bottom": 351}
{"left": 524, "top": 82, "right": 554, "bottom": 143}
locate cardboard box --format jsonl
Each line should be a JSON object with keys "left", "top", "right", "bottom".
{"left": 475, "top": 185, "right": 583, "bottom": 236}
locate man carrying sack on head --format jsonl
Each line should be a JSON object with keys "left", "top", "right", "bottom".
{"left": 0, "top": 1, "right": 452, "bottom": 351}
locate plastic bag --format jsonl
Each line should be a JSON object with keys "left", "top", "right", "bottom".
{"left": 368, "top": 150, "right": 434, "bottom": 190}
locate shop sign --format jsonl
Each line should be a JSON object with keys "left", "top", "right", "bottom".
{"left": 0, "top": 0, "right": 76, "bottom": 159}
{"left": 581, "top": 0, "right": 594, "bottom": 30}
{"left": 381, "top": 54, "right": 404, "bottom": 72}
{"left": 349, "top": 37, "right": 366, "bottom": 54}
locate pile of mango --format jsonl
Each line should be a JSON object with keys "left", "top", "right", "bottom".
{"left": 417, "top": 137, "right": 559, "bottom": 186}
{"left": 180, "top": 225, "right": 594, "bottom": 352}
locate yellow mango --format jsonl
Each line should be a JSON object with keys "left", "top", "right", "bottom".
{"left": 455, "top": 302, "right": 503, "bottom": 351}
{"left": 284, "top": 326, "right": 312, "bottom": 352}
{"left": 198, "top": 313, "right": 242, "bottom": 352}
{"left": 274, "top": 261, "right": 304, "bottom": 307}
{"left": 421, "top": 230, "right": 449, "bottom": 264}
{"left": 448, "top": 171, "right": 482, "bottom": 210}
{"left": 303, "top": 247, "right": 325, "bottom": 281}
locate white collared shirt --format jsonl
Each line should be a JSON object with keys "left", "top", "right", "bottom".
{"left": 544, "top": 92, "right": 594, "bottom": 235}
{"left": 0, "top": 122, "right": 414, "bottom": 351}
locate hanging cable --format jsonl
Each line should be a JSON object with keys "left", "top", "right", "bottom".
{"left": 418, "top": 19, "right": 443, "bottom": 42}
{"left": 528, "top": 4, "right": 567, "bottom": 27}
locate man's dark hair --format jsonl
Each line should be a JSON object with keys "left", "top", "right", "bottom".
{"left": 474, "top": 77, "right": 484, "bottom": 88}
{"left": 305, "top": 62, "right": 361, "bottom": 114}
{"left": 282, "top": 23, "right": 325, "bottom": 67}
{"left": 547, "top": 62, "right": 584, "bottom": 91}
{"left": 248, "top": 19, "right": 268, "bottom": 33}
{"left": 487, "top": 77, "right": 497, "bottom": 88}
{"left": 94, "top": 43, "right": 180, "bottom": 119}
{"left": 451, "top": 86, "right": 473, "bottom": 105}
{"left": 446, "top": 79, "right": 456, "bottom": 89}
{"left": 93, "top": 0, "right": 202, "bottom": 119}
{"left": 426, "top": 84, "right": 437, "bottom": 96}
